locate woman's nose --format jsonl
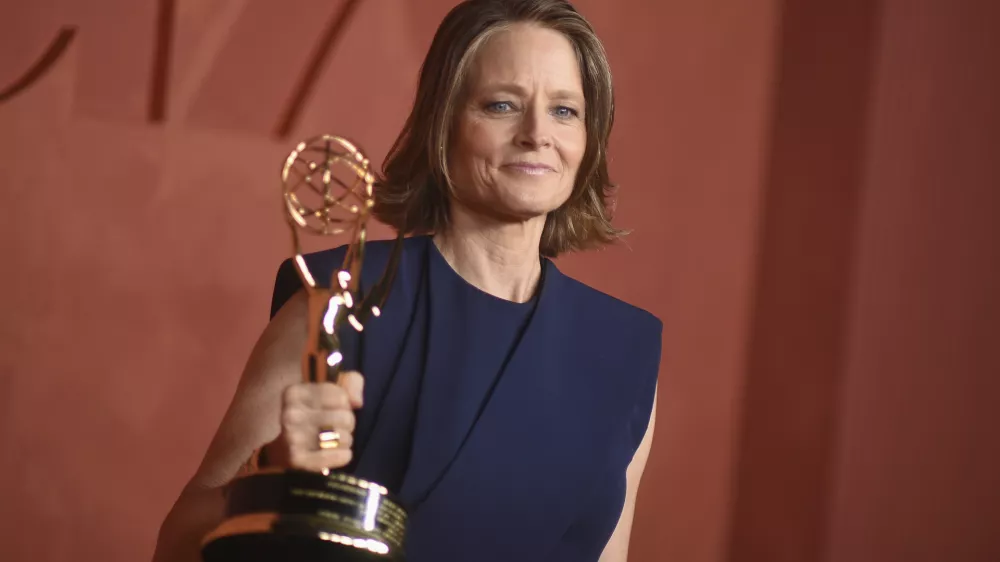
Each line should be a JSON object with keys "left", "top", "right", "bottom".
{"left": 514, "top": 106, "right": 553, "bottom": 149}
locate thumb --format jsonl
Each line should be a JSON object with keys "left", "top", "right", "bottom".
{"left": 336, "top": 370, "right": 364, "bottom": 409}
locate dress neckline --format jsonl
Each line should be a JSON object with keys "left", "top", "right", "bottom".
{"left": 425, "top": 235, "right": 540, "bottom": 309}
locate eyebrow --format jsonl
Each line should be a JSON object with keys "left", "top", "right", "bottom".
{"left": 549, "top": 89, "right": 585, "bottom": 104}
{"left": 478, "top": 82, "right": 585, "bottom": 104}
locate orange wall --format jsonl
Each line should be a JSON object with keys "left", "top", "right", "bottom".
{"left": 825, "top": 1, "right": 1000, "bottom": 560}
{"left": 0, "top": 1, "right": 996, "bottom": 561}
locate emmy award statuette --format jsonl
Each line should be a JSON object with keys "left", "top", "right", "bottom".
{"left": 202, "top": 135, "right": 407, "bottom": 561}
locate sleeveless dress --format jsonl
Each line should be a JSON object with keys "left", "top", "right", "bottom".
{"left": 269, "top": 235, "right": 662, "bottom": 562}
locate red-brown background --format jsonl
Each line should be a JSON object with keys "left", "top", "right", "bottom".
{"left": 1, "top": 1, "right": 997, "bottom": 561}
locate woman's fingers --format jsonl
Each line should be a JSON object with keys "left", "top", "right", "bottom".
{"left": 277, "top": 374, "right": 364, "bottom": 472}
{"left": 289, "top": 446, "right": 353, "bottom": 473}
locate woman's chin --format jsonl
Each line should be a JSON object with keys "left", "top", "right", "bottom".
{"left": 457, "top": 187, "right": 569, "bottom": 225}
{"left": 492, "top": 201, "right": 563, "bottom": 224}
{"left": 495, "top": 187, "right": 571, "bottom": 218}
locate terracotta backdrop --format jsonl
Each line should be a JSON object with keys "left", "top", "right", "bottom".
{"left": 1, "top": 1, "right": 997, "bottom": 561}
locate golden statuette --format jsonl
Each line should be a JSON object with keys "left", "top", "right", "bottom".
{"left": 202, "top": 135, "right": 407, "bottom": 562}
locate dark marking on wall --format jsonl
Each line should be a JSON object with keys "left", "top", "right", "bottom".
{"left": 274, "top": 0, "right": 366, "bottom": 139}
{"left": 0, "top": 27, "right": 78, "bottom": 104}
{"left": 149, "top": 0, "right": 177, "bottom": 123}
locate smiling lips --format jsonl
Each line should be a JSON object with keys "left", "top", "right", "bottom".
{"left": 502, "top": 162, "right": 555, "bottom": 175}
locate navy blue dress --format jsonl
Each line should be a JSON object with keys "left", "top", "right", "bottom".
{"left": 269, "top": 235, "right": 662, "bottom": 562}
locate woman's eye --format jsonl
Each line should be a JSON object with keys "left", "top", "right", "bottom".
{"left": 553, "top": 106, "right": 579, "bottom": 119}
{"left": 486, "top": 101, "right": 514, "bottom": 113}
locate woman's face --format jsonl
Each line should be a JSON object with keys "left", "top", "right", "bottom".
{"left": 448, "top": 23, "right": 587, "bottom": 224}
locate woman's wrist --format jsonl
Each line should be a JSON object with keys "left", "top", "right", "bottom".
{"left": 257, "top": 435, "right": 289, "bottom": 469}
{"left": 237, "top": 437, "right": 286, "bottom": 476}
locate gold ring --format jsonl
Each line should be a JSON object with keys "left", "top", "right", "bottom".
{"left": 318, "top": 428, "right": 341, "bottom": 450}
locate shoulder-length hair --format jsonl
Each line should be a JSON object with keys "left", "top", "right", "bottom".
{"left": 374, "top": 0, "right": 624, "bottom": 257}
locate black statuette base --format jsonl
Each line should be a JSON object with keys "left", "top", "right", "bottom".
{"left": 202, "top": 469, "right": 408, "bottom": 562}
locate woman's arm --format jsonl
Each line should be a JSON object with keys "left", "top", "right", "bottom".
{"left": 151, "top": 292, "right": 308, "bottom": 562}
{"left": 599, "top": 388, "right": 658, "bottom": 562}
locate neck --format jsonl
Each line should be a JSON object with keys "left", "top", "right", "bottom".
{"left": 433, "top": 203, "right": 545, "bottom": 303}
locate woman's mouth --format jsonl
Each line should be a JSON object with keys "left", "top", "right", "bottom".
{"left": 503, "top": 162, "right": 555, "bottom": 175}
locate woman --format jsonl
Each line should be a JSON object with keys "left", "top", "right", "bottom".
{"left": 154, "top": 1, "right": 661, "bottom": 561}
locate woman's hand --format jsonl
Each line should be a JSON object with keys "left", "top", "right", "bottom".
{"left": 266, "top": 371, "right": 364, "bottom": 472}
